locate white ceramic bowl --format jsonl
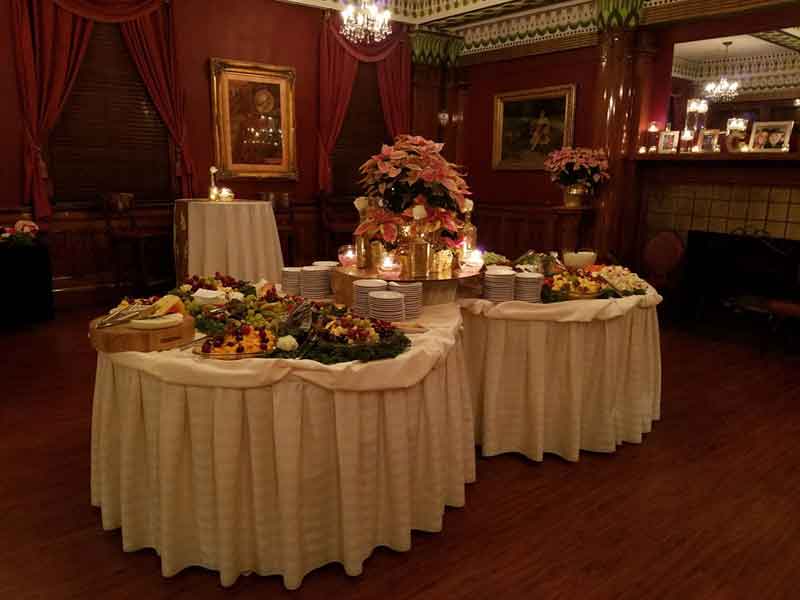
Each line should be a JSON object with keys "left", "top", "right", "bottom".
{"left": 563, "top": 250, "right": 597, "bottom": 269}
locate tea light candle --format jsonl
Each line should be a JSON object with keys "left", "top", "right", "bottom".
{"left": 378, "top": 254, "right": 400, "bottom": 275}
{"left": 338, "top": 244, "right": 357, "bottom": 267}
{"left": 465, "top": 249, "right": 484, "bottom": 270}
{"left": 638, "top": 146, "right": 647, "bottom": 154}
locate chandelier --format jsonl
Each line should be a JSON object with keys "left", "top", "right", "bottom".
{"left": 704, "top": 41, "right": 740, "bottom": 102}
{"left": 340, "top": 1, "right": 391, "bottom": 45}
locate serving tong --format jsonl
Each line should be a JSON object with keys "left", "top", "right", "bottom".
{"left": 95, "top": 304, "right": 157, "bottom": 329}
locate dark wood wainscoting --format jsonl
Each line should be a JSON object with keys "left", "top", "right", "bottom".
{"left": 475, "top": 204, "right": 596, "bottom": 259}
{"left": 1, "top": 201, "right": 320, "bottom": 307}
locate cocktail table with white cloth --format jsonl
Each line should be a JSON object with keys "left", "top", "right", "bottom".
{"left": 175, "top": 199, "right": 284, "bottom": 283}
{"left": 460, "top": 291, "right": 662, "bottom": 462}
{"left": 90, "top": 304, "right": 475, "bottom": 589}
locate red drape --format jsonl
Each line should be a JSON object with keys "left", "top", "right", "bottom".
{"left": 122, "top": 6, "right": 194, "bottom": 197}
{"left": 318, "top": 18, "right": 411, "bottom": 193}
{"left": 12, "top": 0, "right": 193, "bottom": 216}
{"left": 11, "top": 0, "right": 93, "bottom": 219}
{"left": 52, "top": 0, "right": 162, "bottom": 22}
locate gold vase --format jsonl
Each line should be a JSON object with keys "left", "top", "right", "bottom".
{"left": 355, "top": 235, "right": 369, "bottom": 268}
{"left": 563, "top": 183, "right": 590, "bottom": 208}
{"left": 409, "top": 239, "right": 433, "bottom": 278}
{"left": 369, "top": 240, "right": 386, "bottom": 269}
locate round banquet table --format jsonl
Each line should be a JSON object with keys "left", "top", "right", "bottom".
{"left": 175, "top": 199, "right": 284, "bottom": 283}
{"left": 459, "top": 292, "right": 662, "bottom": 462}
{"left": 90, "top": 304, "right": 475, "bottom": 589}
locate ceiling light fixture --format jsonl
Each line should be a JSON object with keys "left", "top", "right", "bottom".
{"left": 704, "top": 41, "right": 740, "bottom": 103}
{"left": 340, "top": 0, "right": 391, "bottom": 45}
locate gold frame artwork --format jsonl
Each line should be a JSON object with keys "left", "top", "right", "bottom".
{"left": 492, "top": 84, "right": 576, "bottom": 170}
{"left": 210, "top": 57, "right": 298, "bottom": 180}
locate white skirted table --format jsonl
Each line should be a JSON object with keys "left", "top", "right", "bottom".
{"left": 460, "top": 292, "right": 662, "bottom": 462}
{"left": 174, "top": 199, "right": 284, "bottom": 283}
{"left": 90, "top": 304, "right": 475, "bottom": 589}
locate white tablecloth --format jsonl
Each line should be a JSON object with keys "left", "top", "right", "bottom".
{"left": 90, "top": 305, "right": 475, "bottom": 589}
{"left": 460, "top": 293, "right": 662, "bottom": 462}
{"left": 184, "top": 200, "right": 284, "bottom": 282}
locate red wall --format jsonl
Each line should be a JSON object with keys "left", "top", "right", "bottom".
{"left": 172, "top": 0, "right": 322, "bottom": 205}
{"left": 0, "top": 0, "right": 25, "bottom": 210}
{"left": 0, "top": 0, "right": 322, "bottom": 211}
{"left": 464, "top": 45, "right": 599, "bottom": 206}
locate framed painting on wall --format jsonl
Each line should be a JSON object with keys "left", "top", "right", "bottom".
{"left": 210, "top": 58, "right": 298, "bottom": 180}
{"left": 492, "top": 84, "right": 576, "bottom": 170}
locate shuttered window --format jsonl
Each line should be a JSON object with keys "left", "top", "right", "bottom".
{"left": 331, "top": 63, "right": 391, "bottom": 196}
{"left": 49, "top": 23, "right": 172, "bottom": 204}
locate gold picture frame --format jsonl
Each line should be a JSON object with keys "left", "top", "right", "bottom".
{"left": 492, "top": 84, "right": 576, "bottom": 170}
{"left": 699, "top": 129, "right": 720, "bottom": 152}
{"left": 210, "top": 57, "right": 298, "bottom": 180}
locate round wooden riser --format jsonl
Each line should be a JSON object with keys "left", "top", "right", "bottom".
{"left": 89, "top": 315, "right": 196, "bottom": 353}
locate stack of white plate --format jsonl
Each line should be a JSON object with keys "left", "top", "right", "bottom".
{"left": 368, "top": 291, "right": 405, "bottom": 322}
{"left": 312, "top": 260, "right": 340, "bottom": 268}
{"left": 388, "top": 281, "right": 423, "bottom": 319}
{"left": 282, "top": 267, "right": 301, "bottom": 296}
{"left": 353, "top": 279, "right": 387, "bottom": 316}
{"left": 515, "top": 272, "right": 544, "bottom": 303}
{"left": 300, "top": 266, "right": 331, "bottom": 300}
{"left": 484, "top": 270, "right": 516, "bottom": 302}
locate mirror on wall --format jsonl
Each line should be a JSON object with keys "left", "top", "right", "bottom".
{"left": 668, "top": 29, "right": 800, "bottom": 153}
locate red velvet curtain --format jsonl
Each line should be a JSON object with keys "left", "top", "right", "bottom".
{"left": 122, "top": 6, "right": 194, "bottom": 197}
{"left": 12, "top": 0, "right": 193, "bottom": 217}
{"left": 318, "top": 17, "right": 411, "bottom": 193}
{"left": 52, "top": 0, "right": 162, "bottom": 22}
{"left": 11, "top": 0, "right": 93, "bottom": 219}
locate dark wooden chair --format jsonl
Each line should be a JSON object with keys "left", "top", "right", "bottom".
{"left": 102, "top": 193, "right": 171, "bottom": 294}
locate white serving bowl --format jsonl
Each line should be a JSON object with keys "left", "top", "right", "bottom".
{"left": 563, "top": 250, "right": 597, "bottom": 269}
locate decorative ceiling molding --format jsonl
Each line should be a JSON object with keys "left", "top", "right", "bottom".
{"left": 409, "top": 28, "right": 465, "bottom": 64}
{"left": 641, "top": 0, "right": 798, "bottom": 26}
{"left": 752, "top": 30, "right": 800, "bottom": 54}
{"left": 673, "top": 51, "right": 800, "bottom": 99}
{"left": 596, "top": 0, "right": 644, "bottom": 31}
{"left": 449, "top": 0, "right": 596, "bottom": 55}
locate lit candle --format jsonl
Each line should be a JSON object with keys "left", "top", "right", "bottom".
{"left": 647, "top": 122, "right": 659, "bottom": 133}
{"left": 338, "top": 244, "right": 357, "bottom": 267}
{"left": 638, "top": 146, "right": 647, "bottom": 154}
{"left": 691, "top": 145, "right": 701, "bottom": 153}
{"left": 466, "top": 249, "right": 484, "bottom": 270}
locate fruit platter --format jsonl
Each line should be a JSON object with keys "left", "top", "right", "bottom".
{"left": 479, "top": 249, "right": 651, "bottom": 303}
{"left": 94, "top": 272, "right": 413, "bottom": 364}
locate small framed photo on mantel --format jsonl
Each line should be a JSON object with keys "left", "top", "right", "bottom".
{"left": 657, "top": 130, "right": 680, "bottom": 153}
{"left": 749, "top": 121, "right": 794, "bottom": 152}
{"left": 699, "top": 129, "right": 721, "bottom": 152}
{"left": 210, "top": 57, "right": 298, "bottom": 180}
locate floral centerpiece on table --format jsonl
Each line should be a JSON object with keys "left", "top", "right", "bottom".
{"left": 355, "top": 135, "right": 472, "bottom": 249}
{"left": 1, "top": 220, "right": 39, "bottom": 247}
{"left": 543, "top": 147, "right": 610, "bottom": 207}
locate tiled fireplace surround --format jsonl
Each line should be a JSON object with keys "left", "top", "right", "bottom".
{"left": 646, "top": 184, "right": 800, "bottom": 242}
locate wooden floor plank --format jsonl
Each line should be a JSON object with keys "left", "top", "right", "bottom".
{"left": 2, "top": 307, "right": 799, "bottom": 598}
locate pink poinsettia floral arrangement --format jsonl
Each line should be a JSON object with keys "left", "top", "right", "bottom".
{"left": 356, "top": 135, "right": 471, "bottom": 247}
{"left": 543, "top": 147, "right": 610, "bottom": 191}
{"left": 1, "top": 220, "right": 39, "bottom": 247}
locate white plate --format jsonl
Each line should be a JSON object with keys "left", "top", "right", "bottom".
{"left": 129, "top": 313, "right": 184, "bottom": 330}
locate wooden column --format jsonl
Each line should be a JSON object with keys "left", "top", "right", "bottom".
{"left": 592, "top": 0, "right": 645, "bottom": 260}
{"left": 409, "top": 29, "right": 465, "bottom": 144}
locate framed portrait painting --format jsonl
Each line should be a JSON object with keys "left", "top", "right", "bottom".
{"left": 492, "top": 84, "right": 576, "bottom": 170}
{"left": 749, "top": 121, "right": 794, "bottom": 152}
{"left": 210, "top": 58, "right": 298, "bottom": 180}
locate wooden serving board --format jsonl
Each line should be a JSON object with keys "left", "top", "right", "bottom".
{"left": 89, "top": 315, "right": 195, "bottom": 353}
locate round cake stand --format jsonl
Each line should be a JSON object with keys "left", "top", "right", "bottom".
{"left": 331, "top": 266, "right": 481, "bottom": 307}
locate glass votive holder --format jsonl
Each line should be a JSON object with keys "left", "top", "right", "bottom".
{"left": 338, "top": 244, "right": 357, "bottom": 267}
{"left": 377, "top": 253, "right": 401, "bottom": 277}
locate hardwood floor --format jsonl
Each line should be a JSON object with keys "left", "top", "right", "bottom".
{"left": 2, "top": 308, "right": 800, "bottom": 599}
